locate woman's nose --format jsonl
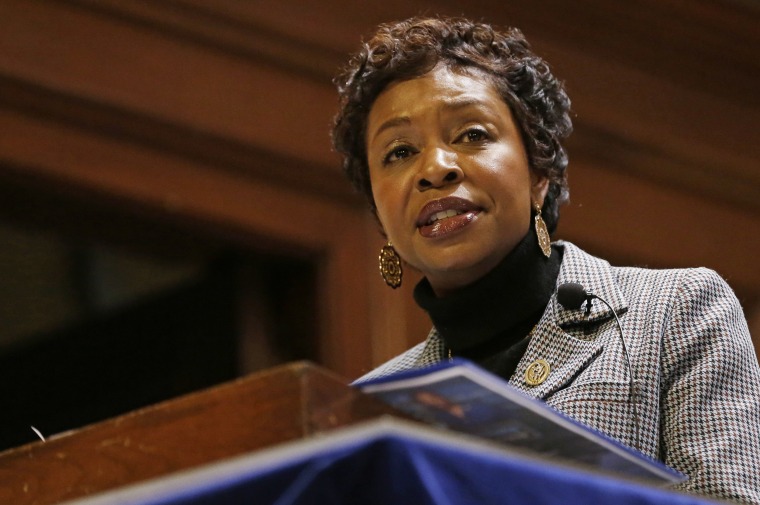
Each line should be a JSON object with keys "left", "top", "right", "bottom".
{"left": 415, "top": 148, "right": 463, "bottom": 191}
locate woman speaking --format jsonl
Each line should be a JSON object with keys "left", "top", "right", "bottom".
{"left": 332, "top": 16, "right": 760, "bottom": 504}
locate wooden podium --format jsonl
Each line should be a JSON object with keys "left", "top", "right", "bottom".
{"left": 0, "top": 362, "right": 400, "bottom": 505}
{"left": 0, "top": 362, "right": 725, "bottom": 505}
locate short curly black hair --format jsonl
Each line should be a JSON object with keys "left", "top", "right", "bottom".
{"left": 332, "top": 16, "right": 572, "bottom": 233}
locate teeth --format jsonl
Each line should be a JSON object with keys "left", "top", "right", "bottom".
{"left": 429, "top": 209, "right": 463, "bottom": 224}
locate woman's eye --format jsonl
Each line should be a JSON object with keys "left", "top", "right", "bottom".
{"left": 384, "top": 146, "right": 413, "bottom": 164}
{"left": 460, "top": 128, "right": 488, "bottom": 143}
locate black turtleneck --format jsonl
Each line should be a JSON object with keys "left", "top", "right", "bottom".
{"left": 413, "top": 227, "right": 562, "bottom": 380}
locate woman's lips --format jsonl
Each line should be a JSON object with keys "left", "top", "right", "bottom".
{"left": 419, "top": 211, "right": 479, "bottom": 238}
{"left": 416, "top": 197, "right": 481, "bottom": 238}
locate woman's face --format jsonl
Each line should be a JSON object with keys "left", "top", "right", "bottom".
{"left": 366, "top": 65, "right": 548, "bottom": 296}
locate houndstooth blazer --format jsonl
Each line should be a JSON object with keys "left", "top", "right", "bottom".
{"left": 357, "top": 241, "right": 760, "bottom": 504}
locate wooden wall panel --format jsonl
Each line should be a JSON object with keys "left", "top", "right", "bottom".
{"left": 0, "top": 0, "right": 757, "bottom": 375}
{"left": 0, "top": 0, "right": 339, "bottom": 168}
{"left": 558, "top": 154, "right": 759, "bottom": 292}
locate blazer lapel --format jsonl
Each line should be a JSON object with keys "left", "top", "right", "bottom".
{"left": 509, "top": 242, "right": 628, "bottom": 399}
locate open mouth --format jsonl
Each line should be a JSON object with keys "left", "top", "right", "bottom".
{"left": 416, "top": 197, "right": 481, "bottom": 238}
{"left": 426, "top": 209, "right": 466, "bottom": 225}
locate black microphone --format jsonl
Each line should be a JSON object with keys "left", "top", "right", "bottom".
{"left": 557, "top": 282, "right": 592, "bottom": 312}
{"left": 556, "top": 282, "right": 640, "bottom": 451}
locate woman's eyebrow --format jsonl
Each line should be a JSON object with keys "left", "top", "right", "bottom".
{"left": 370, "top": 116, "right": 411, "bottom": 143}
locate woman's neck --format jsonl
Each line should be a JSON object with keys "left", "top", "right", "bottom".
{"left": 413, "top": 228, "right": 561, "bottom": 353}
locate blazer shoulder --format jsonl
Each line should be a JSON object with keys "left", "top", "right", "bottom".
{"left": 611, "top": 264, "right": 738, "bottom": 305}
{"left": 352, "top": 341, "right": 428, "bottom": 384}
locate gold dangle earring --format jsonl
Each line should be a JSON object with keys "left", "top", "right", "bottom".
{"left": 379, "top": 242, "right": 402, "bottom": 288}
{"left": 534, "top": 203, "right": 552, "bottom": 258}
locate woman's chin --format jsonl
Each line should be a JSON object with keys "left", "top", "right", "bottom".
{"left": 420, "top": 256, "right": 497, "bottom": 294}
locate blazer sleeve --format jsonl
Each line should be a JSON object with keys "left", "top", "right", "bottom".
{"left": 660, "top": 268, "right": 760, "bottom": 504}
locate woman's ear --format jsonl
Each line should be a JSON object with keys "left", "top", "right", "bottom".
{"left": 372, "top": 208, "right": 388, "bottom": 238}
{"left": 531, "top": 175, "right": 550, "bottom": 207}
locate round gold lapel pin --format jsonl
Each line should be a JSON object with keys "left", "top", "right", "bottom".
{"left": 525, "top": 359, "right": 550, "bottom": 386}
